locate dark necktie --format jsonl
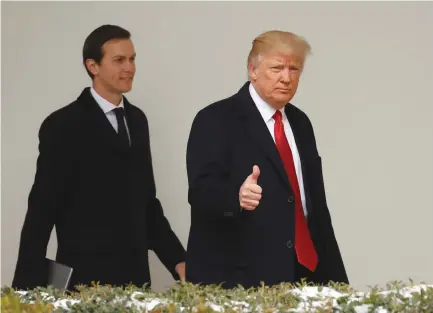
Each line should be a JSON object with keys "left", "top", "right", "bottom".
{"left": 273, "top": 110, "right": 318, "bottom": 272}
{"left": 113, "top": 107, "right": 129, "bottom": 147}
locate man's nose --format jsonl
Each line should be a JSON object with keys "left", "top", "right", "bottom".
{"left": 124, "top": 60, "right": 135, "bottom": 73}
{"left": 280, "top": 68, "right": 291, "bottom": 83}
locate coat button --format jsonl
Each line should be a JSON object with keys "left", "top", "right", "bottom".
{"left": 286, "top": 240, "right": 293, "bottom": 248}
{"left": 288, "top": 196, "right": 294, "bottom": 203}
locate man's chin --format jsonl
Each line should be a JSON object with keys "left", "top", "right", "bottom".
{"left": 274, "top": 95, "right": 293, "bottom": 105}
{"left": 119, "top": 85, "right": 133, "bottom": 93}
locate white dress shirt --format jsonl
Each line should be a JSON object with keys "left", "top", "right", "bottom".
{"left": 249, "top": 83, "right": 308, "bottom": 216}
{"left": 90, "top": 87, "right": 131, "bottom": 143}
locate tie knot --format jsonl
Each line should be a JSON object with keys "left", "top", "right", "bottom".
{"left": 113, "top": 107, "right": 125, "bottom": 118}
{"left": 273, "top": 110, "right": 282, "bottom": 121}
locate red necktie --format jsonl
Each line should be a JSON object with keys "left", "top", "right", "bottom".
{"left": 273, "top": 110, "right": 318, "bottom": 272}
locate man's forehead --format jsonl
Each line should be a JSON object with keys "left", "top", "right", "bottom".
{"left": 102, "top": 39, "right": 135, "bottom": 54}
{"left": 264, "top": 52, "right": 302, "bottom": 64}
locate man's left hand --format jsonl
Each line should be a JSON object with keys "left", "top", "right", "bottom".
{"left": 175, "top": 262, "right": 186, "bottom": 282}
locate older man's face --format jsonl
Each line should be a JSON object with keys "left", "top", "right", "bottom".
{"left": 249, "top": 52, "right": 303, "bottom": 109}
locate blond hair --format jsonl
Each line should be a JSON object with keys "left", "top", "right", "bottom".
{"left": 247, "top": 30, "right": 312, "bottom": 68}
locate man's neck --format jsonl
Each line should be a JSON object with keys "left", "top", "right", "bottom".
{"left": 92, "top": 83, "right": 122, "bottom": 106}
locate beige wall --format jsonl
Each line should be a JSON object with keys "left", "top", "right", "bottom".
{"left": 1, "top": 1, "right": 432, "bottom": 292}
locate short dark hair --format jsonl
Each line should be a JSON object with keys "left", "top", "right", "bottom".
{"left": 82, "top": 24, "right": 131, "bottom": 79}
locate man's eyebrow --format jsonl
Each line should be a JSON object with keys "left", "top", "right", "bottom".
{"left": 269, "top": 61, "right": 284, "bottom": 65}
{"left": 112, "top": 53, "right": 136, "bottom": 58}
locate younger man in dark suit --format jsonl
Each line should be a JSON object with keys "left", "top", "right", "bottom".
{"left": 185, "top": 30, "right": 348, "bottom": 288}
{"left": 12, "top": 24, "right": 186, "bottom": 290}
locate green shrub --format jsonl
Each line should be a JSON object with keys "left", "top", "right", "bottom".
{"left": 1, "top": 280, "right": 432, "bottom": 313}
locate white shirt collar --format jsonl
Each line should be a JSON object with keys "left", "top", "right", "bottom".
{"left": 90, "top": 87, "right": 124, "bottom": 114}
{"left": 248, "top": 82, "right": 284, "bottom": 123}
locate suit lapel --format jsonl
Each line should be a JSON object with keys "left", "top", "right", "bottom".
{"left": 235, "top": 83, "right": 291, "bottom": 191}
{"left": 123, "top": 99, "right": 145, "bottom": 152}
{"left": 77, "top": 88, "right": 131, "bottom": 154}
{"left": 284, "top": 105, "right": 314, "bottom": 217}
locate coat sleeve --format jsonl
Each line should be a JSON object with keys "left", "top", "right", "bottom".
{"left": 143, "top": 115, "right": 186, "bottom": 280}
{"left": 186, "top": 108, "right": 243, "bottom": 220}
{"left": 12, "top": 114, "right": 73, "bottom": 290}
{"left": 315, "top": 158, "right": 349, "bottom": 284}
{"left": 306, "top": 115, "right": 349, "bottom": 285}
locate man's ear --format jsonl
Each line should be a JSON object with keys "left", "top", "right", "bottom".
{"left": 85, "top": 59, "right": 99, "bottom": 77}
{"left": 248, "top": 63, "right": 258, "bottom": 81}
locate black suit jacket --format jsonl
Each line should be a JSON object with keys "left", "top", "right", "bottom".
{"left": 12, "top": 88, "right": 185, "bottom": 290}
{"left": 185, "top": 82, "right": 348, "bottom": 288}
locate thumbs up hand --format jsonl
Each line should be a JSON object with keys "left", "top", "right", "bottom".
{"left": 239, "top": 165, "right": 262, "bottom": 210}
